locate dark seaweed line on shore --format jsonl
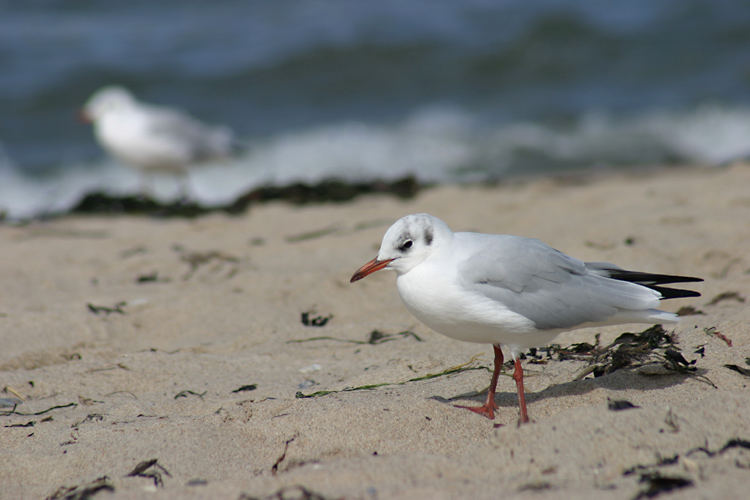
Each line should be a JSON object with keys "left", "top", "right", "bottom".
{"left": 51, "top": 176, "right": 421, "bottom": 220}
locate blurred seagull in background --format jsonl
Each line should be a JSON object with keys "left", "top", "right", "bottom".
{"left": 351, "top": 213, "right": 702, "bottom": 424}
{"left": 81, "top": 85, "right": 235, "bottom": 197}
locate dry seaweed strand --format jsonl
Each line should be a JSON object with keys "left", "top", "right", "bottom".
{"left": 46, "top": 476, "right": 114, "bottom": 500}
{"left": 296, "top": 356, "right": 490, "bottom": 399}
{"left": 271, "top": 436, "right": 296, "bottom": 476}
{"left": 288, "top": 329, "right": 421, "bottom": 345}
{"left": 634, "top": 472, "right": 693, "bottom": 499}
{"left": 1, "top": 402, "right": 77, "bottom": 417}
{"left": 174, "top": 390, "right": 206, "bottom": 400}
{"left": 300, "top": 311, "right": 333, "bottom": 327}
{"left": 87, "top": 301, "right": 127, "bottom": 315}
{"left": 706, "top": 291, "right": 745, "bottom": 306}
{"left": 126, "top": 458, "right": 172, "bottom": 488}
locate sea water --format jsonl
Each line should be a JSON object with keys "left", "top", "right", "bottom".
{"left": 2, "top": 0, "right": 750, "bottom": 218}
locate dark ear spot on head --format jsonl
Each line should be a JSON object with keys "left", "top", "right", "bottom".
{"left": 424, "top": 228, "right": 433, "bottom": 246}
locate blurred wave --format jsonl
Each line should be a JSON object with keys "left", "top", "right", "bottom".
{"left": 3, "top": 104, "right": 750, "bottom": 219}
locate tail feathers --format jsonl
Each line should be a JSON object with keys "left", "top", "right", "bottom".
{"left": 610, "top": 308, "right": 679, "bottom": 325}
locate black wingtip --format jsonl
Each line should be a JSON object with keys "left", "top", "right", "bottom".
{"left": 599, "top": 268, "right": 702, "bottom": 299}
{"left": 604, "top": 270, "right": 703, "bottom": 285}
{"left": 652, "top": 286, "right": 702, "bottom": 299}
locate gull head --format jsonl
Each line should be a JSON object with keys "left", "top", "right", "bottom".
{"left": 81, "top": 86, "right": 137, "bottom": 122}
{"left": 350, "top": 213, "right": 452, "bottom": 282}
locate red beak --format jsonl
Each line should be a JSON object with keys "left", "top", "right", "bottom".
{"left": 78, "top": 109, "right": 91, "bottom": 123}
{"left": 350, "top": 258, "right": 394, "bottom": 283}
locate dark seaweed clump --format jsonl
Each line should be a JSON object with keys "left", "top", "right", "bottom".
{"left": 68, "top": 176, "right": 420, "bottom": 218}
{"left": 529, "top": 325, "right": 698, "bottom": 378}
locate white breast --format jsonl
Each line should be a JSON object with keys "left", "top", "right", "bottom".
{"left": 394, "top": 253, "right": 553, "bottom": 347}
{"left": 96, "top": 112, "right": 189, "bottom": 172}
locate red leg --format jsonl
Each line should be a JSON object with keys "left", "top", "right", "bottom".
{"left": 513, "top": 358, "right": 530, "bottom": 424}
{"left": 455, "top": 344, "right": 503, "bottom": 419}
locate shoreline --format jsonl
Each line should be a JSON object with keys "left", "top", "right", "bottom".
{"left": 2, "top": 161, "right": 716, "bottom": 223}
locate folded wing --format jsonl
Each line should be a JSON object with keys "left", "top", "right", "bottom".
{"left": 456, "top": 234, "right": 701, "bottom": 330}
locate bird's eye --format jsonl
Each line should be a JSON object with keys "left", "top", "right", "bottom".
{"left": 400, "top": 240, "right": 413, "bottom": 251}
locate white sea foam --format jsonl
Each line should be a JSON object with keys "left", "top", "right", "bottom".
{"left": 2, "top": 104, "right": 750, "bottom": 219}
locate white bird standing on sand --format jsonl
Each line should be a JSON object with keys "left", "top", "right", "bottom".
{"left": 81, "top": 86, "right": 234, "bottom": 197}
{"left": 351, "top": 213, "right": 702, "bottom": 423}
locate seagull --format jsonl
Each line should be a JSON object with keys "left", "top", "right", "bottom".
{"left": 81, "top": 86, "right": 235, "bottom": 196}
{"left": 350, "top": 213, "right": 702, "bottom": 423}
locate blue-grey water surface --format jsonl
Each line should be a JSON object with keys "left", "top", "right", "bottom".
{"left": 2, "top": 0, "right": 750, "bottom": 217}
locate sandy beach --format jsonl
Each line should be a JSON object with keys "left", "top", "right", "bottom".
{"left": 1, "top": 163, "right": 749, "bottom": 499}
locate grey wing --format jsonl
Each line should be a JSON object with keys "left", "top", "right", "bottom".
{"left": 456, "top": 235, "right": 660, "bottom": 330}
{"left": 147, "top": 106, "right": 233, "bottom": 160}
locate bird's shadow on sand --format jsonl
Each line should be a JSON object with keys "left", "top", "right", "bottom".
{"left": 432, "top": 324, "right": 711, "bottom": 413}
{"left": 430, "top": 365, "right": 710, "bottom": 412}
